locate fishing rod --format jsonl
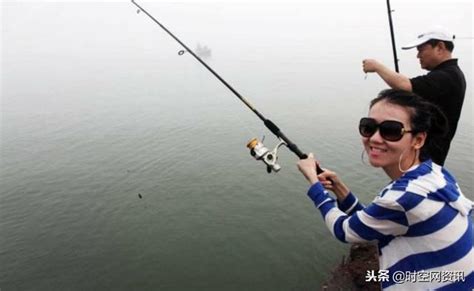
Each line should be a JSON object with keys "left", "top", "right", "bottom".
{"left": 386, "top": 0, "right": 399, "bottom": 72}
{"left": 131, "top": 0, "right": 324, "bottom": 174}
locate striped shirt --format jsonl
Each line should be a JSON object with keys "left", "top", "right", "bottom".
{"left": 307, "top": 160, "right": 473, "bottom": 290}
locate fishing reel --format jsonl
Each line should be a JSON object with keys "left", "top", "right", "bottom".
{"left": 246, "top": 137, "right": 287, "bottom": 173}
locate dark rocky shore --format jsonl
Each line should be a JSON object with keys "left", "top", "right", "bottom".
{"left": 321, "top": 243, "right": 381, "bottom": 291}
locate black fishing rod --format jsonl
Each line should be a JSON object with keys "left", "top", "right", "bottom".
{"left": 386, "top": 0, "right": 399, "bottom": 72}
{"left": 131, "top": 0, "right": 324, "bottom": 174}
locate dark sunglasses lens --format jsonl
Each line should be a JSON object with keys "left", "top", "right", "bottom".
{"left": 379, "top": 121, "right": 404, "bottom": 141}
{"left": 359, "top": 118, "right": 377, "bottom": 137}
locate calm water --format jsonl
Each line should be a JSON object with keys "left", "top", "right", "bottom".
{"left": 1, "top": 1, "right": 472, "bottom": 290}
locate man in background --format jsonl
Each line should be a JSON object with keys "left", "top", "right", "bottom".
{"left": 362, "top": 27, "right": 466, "bottom": 166}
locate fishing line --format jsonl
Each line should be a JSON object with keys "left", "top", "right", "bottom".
{"left": 177, "top": 48, "right": 260, "bottom": 144}
{"left": 365, "top": 0, "right": 398, "bottom": 80}
{"left": 386, "top": 0, "right": 399, "bottom": 72}
{"left": 364, "top": 0, "right": 398, "bottom": 80}
{"left": 131, "top": 0, "right": 325, "bottom": 175}
{"left": 139, "top": 4, "right": 259, "bottom": 144}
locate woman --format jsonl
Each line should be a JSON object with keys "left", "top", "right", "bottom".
{"left": 297, "top": 89, "right": 473, "bottom": 290}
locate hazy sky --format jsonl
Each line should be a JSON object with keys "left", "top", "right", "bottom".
{"left": 2, "top": 0, "right": 472, "bottom": 121}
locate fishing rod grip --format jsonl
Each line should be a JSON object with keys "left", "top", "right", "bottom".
{"left": 263, "top": 119, "right": 324, "bottom": 174}
{"left": 288, "top": 143, "right": 325, "bottom": 174}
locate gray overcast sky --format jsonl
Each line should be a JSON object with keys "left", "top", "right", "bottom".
{"left": 1, "top": 0, "right": 472, "bottom": 121}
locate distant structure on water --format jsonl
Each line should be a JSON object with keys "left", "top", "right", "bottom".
{"left": 195, "top": 43, "right": 211, "bottom": 58}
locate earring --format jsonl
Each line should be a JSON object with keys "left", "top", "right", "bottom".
{"left": 398, "top": 148, "right": 419, "bottom": 173}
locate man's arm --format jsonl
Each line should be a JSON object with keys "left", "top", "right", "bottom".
{"left": 363, "top": 59, "right": 412, "bottom": 91}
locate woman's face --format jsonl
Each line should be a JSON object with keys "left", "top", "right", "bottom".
{"left": 362, "top": 100, "right": 416, "bottom": 171}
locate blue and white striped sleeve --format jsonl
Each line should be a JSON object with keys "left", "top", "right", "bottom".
{"left": 337, "top": 192, "right": 364, "bottom": 215}
{"left": 307, "top": 183, "right": 409, "bottom": 243}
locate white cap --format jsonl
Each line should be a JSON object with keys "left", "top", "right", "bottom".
{"left": 402, "top": 27, "right": 455, "bottom": 50}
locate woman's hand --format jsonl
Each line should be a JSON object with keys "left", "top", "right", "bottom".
{"left": 297, "top": 153, "right": 319, "bottom": 185}
{"left": 317, "top": 168, "right": 350, "bottom": 201}
{"left": 317, "top": 168, "right": 340, "bottom": 189}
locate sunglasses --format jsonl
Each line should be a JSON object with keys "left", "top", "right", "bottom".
{"left": 359, "top": 117, "right": 413, "bottom": 142}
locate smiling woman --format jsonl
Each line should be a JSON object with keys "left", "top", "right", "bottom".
{"left": 298, "top": 89, "right": 474, "bottom": 290}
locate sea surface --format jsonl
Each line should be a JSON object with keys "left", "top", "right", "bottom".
{"left": 1, "top": 1, "right": 472, "bottom": 290}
